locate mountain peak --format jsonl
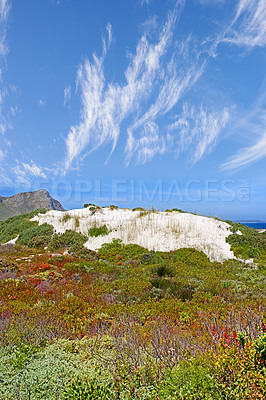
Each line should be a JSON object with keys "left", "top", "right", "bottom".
{"left": 0, "top": 189, "right": 64, "bottom": 221}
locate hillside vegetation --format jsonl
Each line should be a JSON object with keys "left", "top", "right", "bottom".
{"left": 0, "top": 209, "right": 48, "bottom": 244}
{"left": 0, "top": 209, "right": 265, "bottom": 399}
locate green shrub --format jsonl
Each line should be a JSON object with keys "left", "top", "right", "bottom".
{"left": 152, "top": 265, "right": 173, "bottom": 277}
{"left": 0, "top": 208, "right": 47, "bottom": 244}
{"left": 165, "top": 208, "right": 185, "bottom": 213}
{"left": 99, "top": 239, "right": 147, "bottom": 262}
{"left": 170, "top": 248, "right": 211, "bottom": 268}
{"left": 0, "top": 339, "right": 113, "bottom": 400}
{"left": 253, "top": 334, "right": 266, "bottom": 365}
{"left": 48, "top": 230, "right": 87, "bottom": 254}
{"left": 141, "top": 251, "right": 164, "bottom": 265}
{"left": 16, "top": 223, "right": 53, "bottom": 248}
{"left": 226, "top": 224, "right": 266, "bottom": 260}
{"left": 90, "top": 206, "right": 102, "bottom": 213}
{"left": 257, "top": 254, "right": 266, "bottom": 271}
{"left": 57, "top": 296, "right": 91, "bottom": 325}
{"left": 63, "top": 261, "right": 93, "bottom": 273}
{"left": 88, "top": 225, "right": 109, "bottom": 237}
{"left": 9, "top": 343, "right": 40, "bottom": 369}
{"left": 150, "top": 277, "right": 196, "bottom": 301}
{"left": 63, "top": 376, "right": 113, "bottom": 399}
{"left": 160, "top": 358, "right": 221, "bottom": 399}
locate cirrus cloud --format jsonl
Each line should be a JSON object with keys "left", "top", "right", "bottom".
{"left": 64, "top": 0, "right": 212, "bottom": 171}
{"left": 11, "top": 161, "right": 47, "bottom": 185}
{"left": 218, "top": 0, "right": 266, "bottom": 50}
{"left": 62, "top": 0, "right": 266, "bottom": 176}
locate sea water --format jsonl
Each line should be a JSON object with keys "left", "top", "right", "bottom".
{"left": 242, "top": 222, "right": 266, "bottom": 230}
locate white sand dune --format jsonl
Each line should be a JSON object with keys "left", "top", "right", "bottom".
{"left": 32, "top": 207, "right": 235, "bottom": 262}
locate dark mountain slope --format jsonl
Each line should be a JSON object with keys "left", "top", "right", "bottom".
{"left": 0, "top": 189, "right": 64, "bottom": 221}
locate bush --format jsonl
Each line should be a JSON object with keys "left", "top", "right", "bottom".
{"left": 171, "top": 248, "right": 211, "bottom": 268}
{"left": 99, "top": 239, "right": 147, "bottom": 262}
{"left": 0, "top": 339, "right": 113, "bottom": 400}
{"left": 90, "top": 206, "right": 102, "bottom": 213}
{"left": 88, "top": 225, "right": 109, "bottom": 237}
{"left": 63, "top": 376, "right": 113, "bottom": 399}
{"left": 0, "top": 211, "right": 265, "bottom": 399}
{"left": 150, "top": 277, "right": 196, "bottom": 301}
{"left": 152, "top": 265, "right": 174, "bottom": 277}
{"left": 226, "top": 222, "right": 266, "bottom": 261}
{"left": 64, "top": 261, "right": 89, "bottom": 273}
{"left": 165, "top": 208, "right": 185, "bottom": 213}
{"left": 227, "top": 233, "right": 265, "bottom": 259}
{"left": 159, "top": 357, "right": 221, "bottom": 399}
{"left": 141, "top": 251, "right": 164, "bottom": 265}
{"left": 57, "top": 296, "right": 91, "bottom": 325}
{"left": 16, "top": 223, "right": 53, "bottom": 248}
{"left": 215, "top": 334, "right": 266, "bottom": 399}
{"left": 253, "top": 334, "right": 266, "bottom": 366}
{"left": 48, "top": 230, "right": 87, "bottom": 254}
{"left": 132, "top": 207, "right": 146, "bottom": 211}
{"left": 0, "top": 208, "right": 47, "bottom": 244}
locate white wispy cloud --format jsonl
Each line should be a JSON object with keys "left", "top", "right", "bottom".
{"left": 126, "top": 122, "right": 168, "bottom": 165}
{"left": 140, "top": 0, "right": 151, "bottom": 5}
{"left": 125, "top": 30, "right": 206, "bottom": 163}
{"left": 63, "top": 86, "right": 71, "bottom": 106}
{"left": 220, "top": 0, "right": 266, "bottom": 49}
{"left": 0, "top": 165, "right": 11, "bottom": 185}
{"left": 64, "top": 1, "right": 214, "bottom": 171}
{"left": 0, "top": 148, "right": 5, "bottom": 162}
{"left": 0, "top": 0, "right": 9, "bottom": 68}
{"left": 0, "top": 0, "right": 10, "bottom": 23}
{"left": 12, "top": 161, "right": 47, "bottom": 184}
{"left": 63, "top": 0, "right": 266, "bottom": 173}
{"left": 140, "top": 15, "right": 158, "bottom": 36}
{"left": 212, "top": 1, "right": 266, "bottom": 171}
{"left": 169, "top": 103, "right": 230, "bottom": 164}
{"left": 23, "top": 162, "right": 47, "bottom": 179}
{"left": 221, "top": 93, "right": 266, "bottom": 170}
{"left": 222, "top": 130, "right": 266, "bottom": 170}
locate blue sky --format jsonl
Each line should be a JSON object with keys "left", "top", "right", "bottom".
{"left": 0, "top": 0, "right": 265, "bottom": 220}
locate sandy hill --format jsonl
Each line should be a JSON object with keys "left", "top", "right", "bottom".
{"left": 32, "top": 206, "right": 236, "bottom": 262}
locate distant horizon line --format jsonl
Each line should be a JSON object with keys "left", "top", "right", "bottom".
{"left": 236, "top": 220, "right": 266, "bottom": 224}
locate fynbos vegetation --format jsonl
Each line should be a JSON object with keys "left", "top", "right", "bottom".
{"left": 0, "top": 210, "right": 265, "bottom": 399}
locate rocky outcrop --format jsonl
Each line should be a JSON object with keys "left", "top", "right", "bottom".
{"left": 0, "top": 189, "right": 64, "bottom": 221}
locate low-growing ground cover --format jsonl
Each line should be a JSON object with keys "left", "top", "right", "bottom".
{"left": 0, "top": 212, "right": 265, "bottom": 399}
